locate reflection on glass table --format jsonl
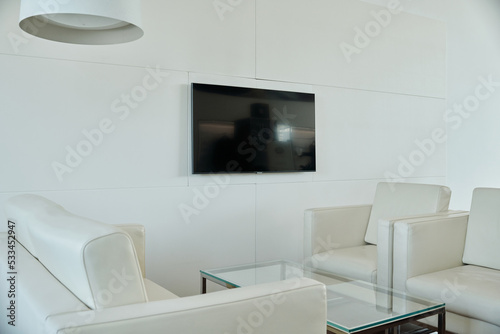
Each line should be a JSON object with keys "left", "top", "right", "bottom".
{"left": 200, "top": 260, "right": 445, "bottom": 334}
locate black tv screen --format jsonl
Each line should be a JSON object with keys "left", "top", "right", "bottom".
{"left": 192, "top": 83, "right": 316, "bottom": 174}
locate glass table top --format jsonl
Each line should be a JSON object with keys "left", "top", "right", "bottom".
{"left": 201, "top": 260, "right": 444, "bottom": 333}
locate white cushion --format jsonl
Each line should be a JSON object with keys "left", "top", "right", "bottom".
{"left": 463, "top": 188, "right": 500, "bottom": 270}
{"left": 312, "top": 245, "right": 377, "bottom": 283}
{"left": 144, "top": 279, "right": 179, "bottom": 301}
{"left": 4, "top": 194, "right": 148, "bottom": 310}
{"left": 406, "top": 265, "right": 500, "bottom": 327}
{"left": 365, "top": 182, "right": 451, "bottom": 244}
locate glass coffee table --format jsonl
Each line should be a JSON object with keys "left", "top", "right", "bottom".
{"left": 200, "top": 260, "right": 445, "bottom": 334}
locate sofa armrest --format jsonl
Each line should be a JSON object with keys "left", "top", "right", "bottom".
{"left": 114, "top": 224, "right": 146, "bottom": 278}
{"left": 45, "top": 278, "right": 326, "bottom": 334}
{"left": 392, "top": 213, "right": 469, "bottom": 292}
{"left": 377, "top": 210, "right": 467, "bottom": 289}
{"left": 304, "top": 204, "right": 372, "bottom": 259}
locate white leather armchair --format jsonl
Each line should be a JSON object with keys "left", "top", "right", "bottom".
{"left": 0, "top": 194, "right": 327, "bottom": 334}
{"left": 304, "top": 182, "right": 452, "bottom": 288}
{"left": 392, "top": 188, "right": 500, "bottom": 333}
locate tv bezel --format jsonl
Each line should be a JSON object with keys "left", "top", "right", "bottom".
{"left": 191, "top": 82, "right": 316, "bottom": 174}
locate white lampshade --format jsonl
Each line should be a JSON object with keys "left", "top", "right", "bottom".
{"left": 19, "top": 0, "right": 144, "bottom": 45}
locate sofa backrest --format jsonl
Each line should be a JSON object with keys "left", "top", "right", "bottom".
{"left": 4, "top": 194, "right": 148, "bottom": 310}
{"left": 364, "top": 182, "right": 451, "bottom": 244}
{"left": 463, "top": 188, "right": 500, "bottom": 270}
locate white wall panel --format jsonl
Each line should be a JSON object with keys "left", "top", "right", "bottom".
{"left": 256, "top": 0, "right": 446, "bottom": 97}
{"left": 313, "top": 85, "right": 447, "bottom": 182}
{"left": 0, "top": 54, "right": 188, "bottom": 191}
{"left": 360, "top": 0, "right": 448, "bottom": 20}
{"left": 138, "top": 184, "right": 256, "bottom": 297}
{"left": 447, "top": 80, "right": 500, "bottom": 209}
{"left": 444, "top": 0, "right": 500, "bottom": 210}
{"left": 0, "top": 0, "right": 256, "bottom": 77}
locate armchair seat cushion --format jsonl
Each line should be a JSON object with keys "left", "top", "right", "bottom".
{"left": 313, "top": 245, "right": 377, "bottom": 283}
{"left": 406, "top": 265, "right": 500, "bottom": 327}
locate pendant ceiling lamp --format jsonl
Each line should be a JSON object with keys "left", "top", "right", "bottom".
{"left": 19, "top": 0, "right": 144, "bottom": 45}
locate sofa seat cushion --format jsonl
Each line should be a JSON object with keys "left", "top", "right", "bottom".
{"left": 406, "top": 265, "right": 500, "bottom": 326}
{"left": 144, "top": 279, "right": 179, "bottom": 302}
{"left": 312, "top": 245, "right": 377, "bottom": 283}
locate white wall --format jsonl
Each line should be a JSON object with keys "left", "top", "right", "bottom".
{"left": 0, "top": 0, "right": 446, "bottom": 296}
{"left": 444, "top": 0, "right": 500, "bottom": 209}
{"left": 364, "top": 0, "right": 500, "bottom": 209}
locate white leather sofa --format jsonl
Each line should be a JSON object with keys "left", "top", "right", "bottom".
{"left": 0, "top": 194, "right": 327, "bottom": 334}
{"left": 393, "top": 188, "right": 500, "bottom": 333}
{"left": 304, "top": 182, "right": 452, "bottom": 288}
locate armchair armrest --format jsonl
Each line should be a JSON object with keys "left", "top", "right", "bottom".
{"left": 304, "top": 205, "right": 372, "bottom": 259}
{"left": 377, "top": 210, "right": 467, "bottom": 288}
{"left": 392, "top": 213, "right": 469, "bottom": 292}
{"left": 45, "top": 278, "right": 327, "bottom": 334}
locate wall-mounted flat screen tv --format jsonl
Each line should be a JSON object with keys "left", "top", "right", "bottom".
{"left": 192, "top": 83, "right": 315, "bottom": 174}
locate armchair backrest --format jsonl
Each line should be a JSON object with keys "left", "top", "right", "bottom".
{"left": 365, "top": 182, "right": 451, "bottom": 244}
{"left": 4, "top": 194, "right": 148, "bottom": 310}
{"left": 462, "top": 188, "right": 500, "bottom": 270}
